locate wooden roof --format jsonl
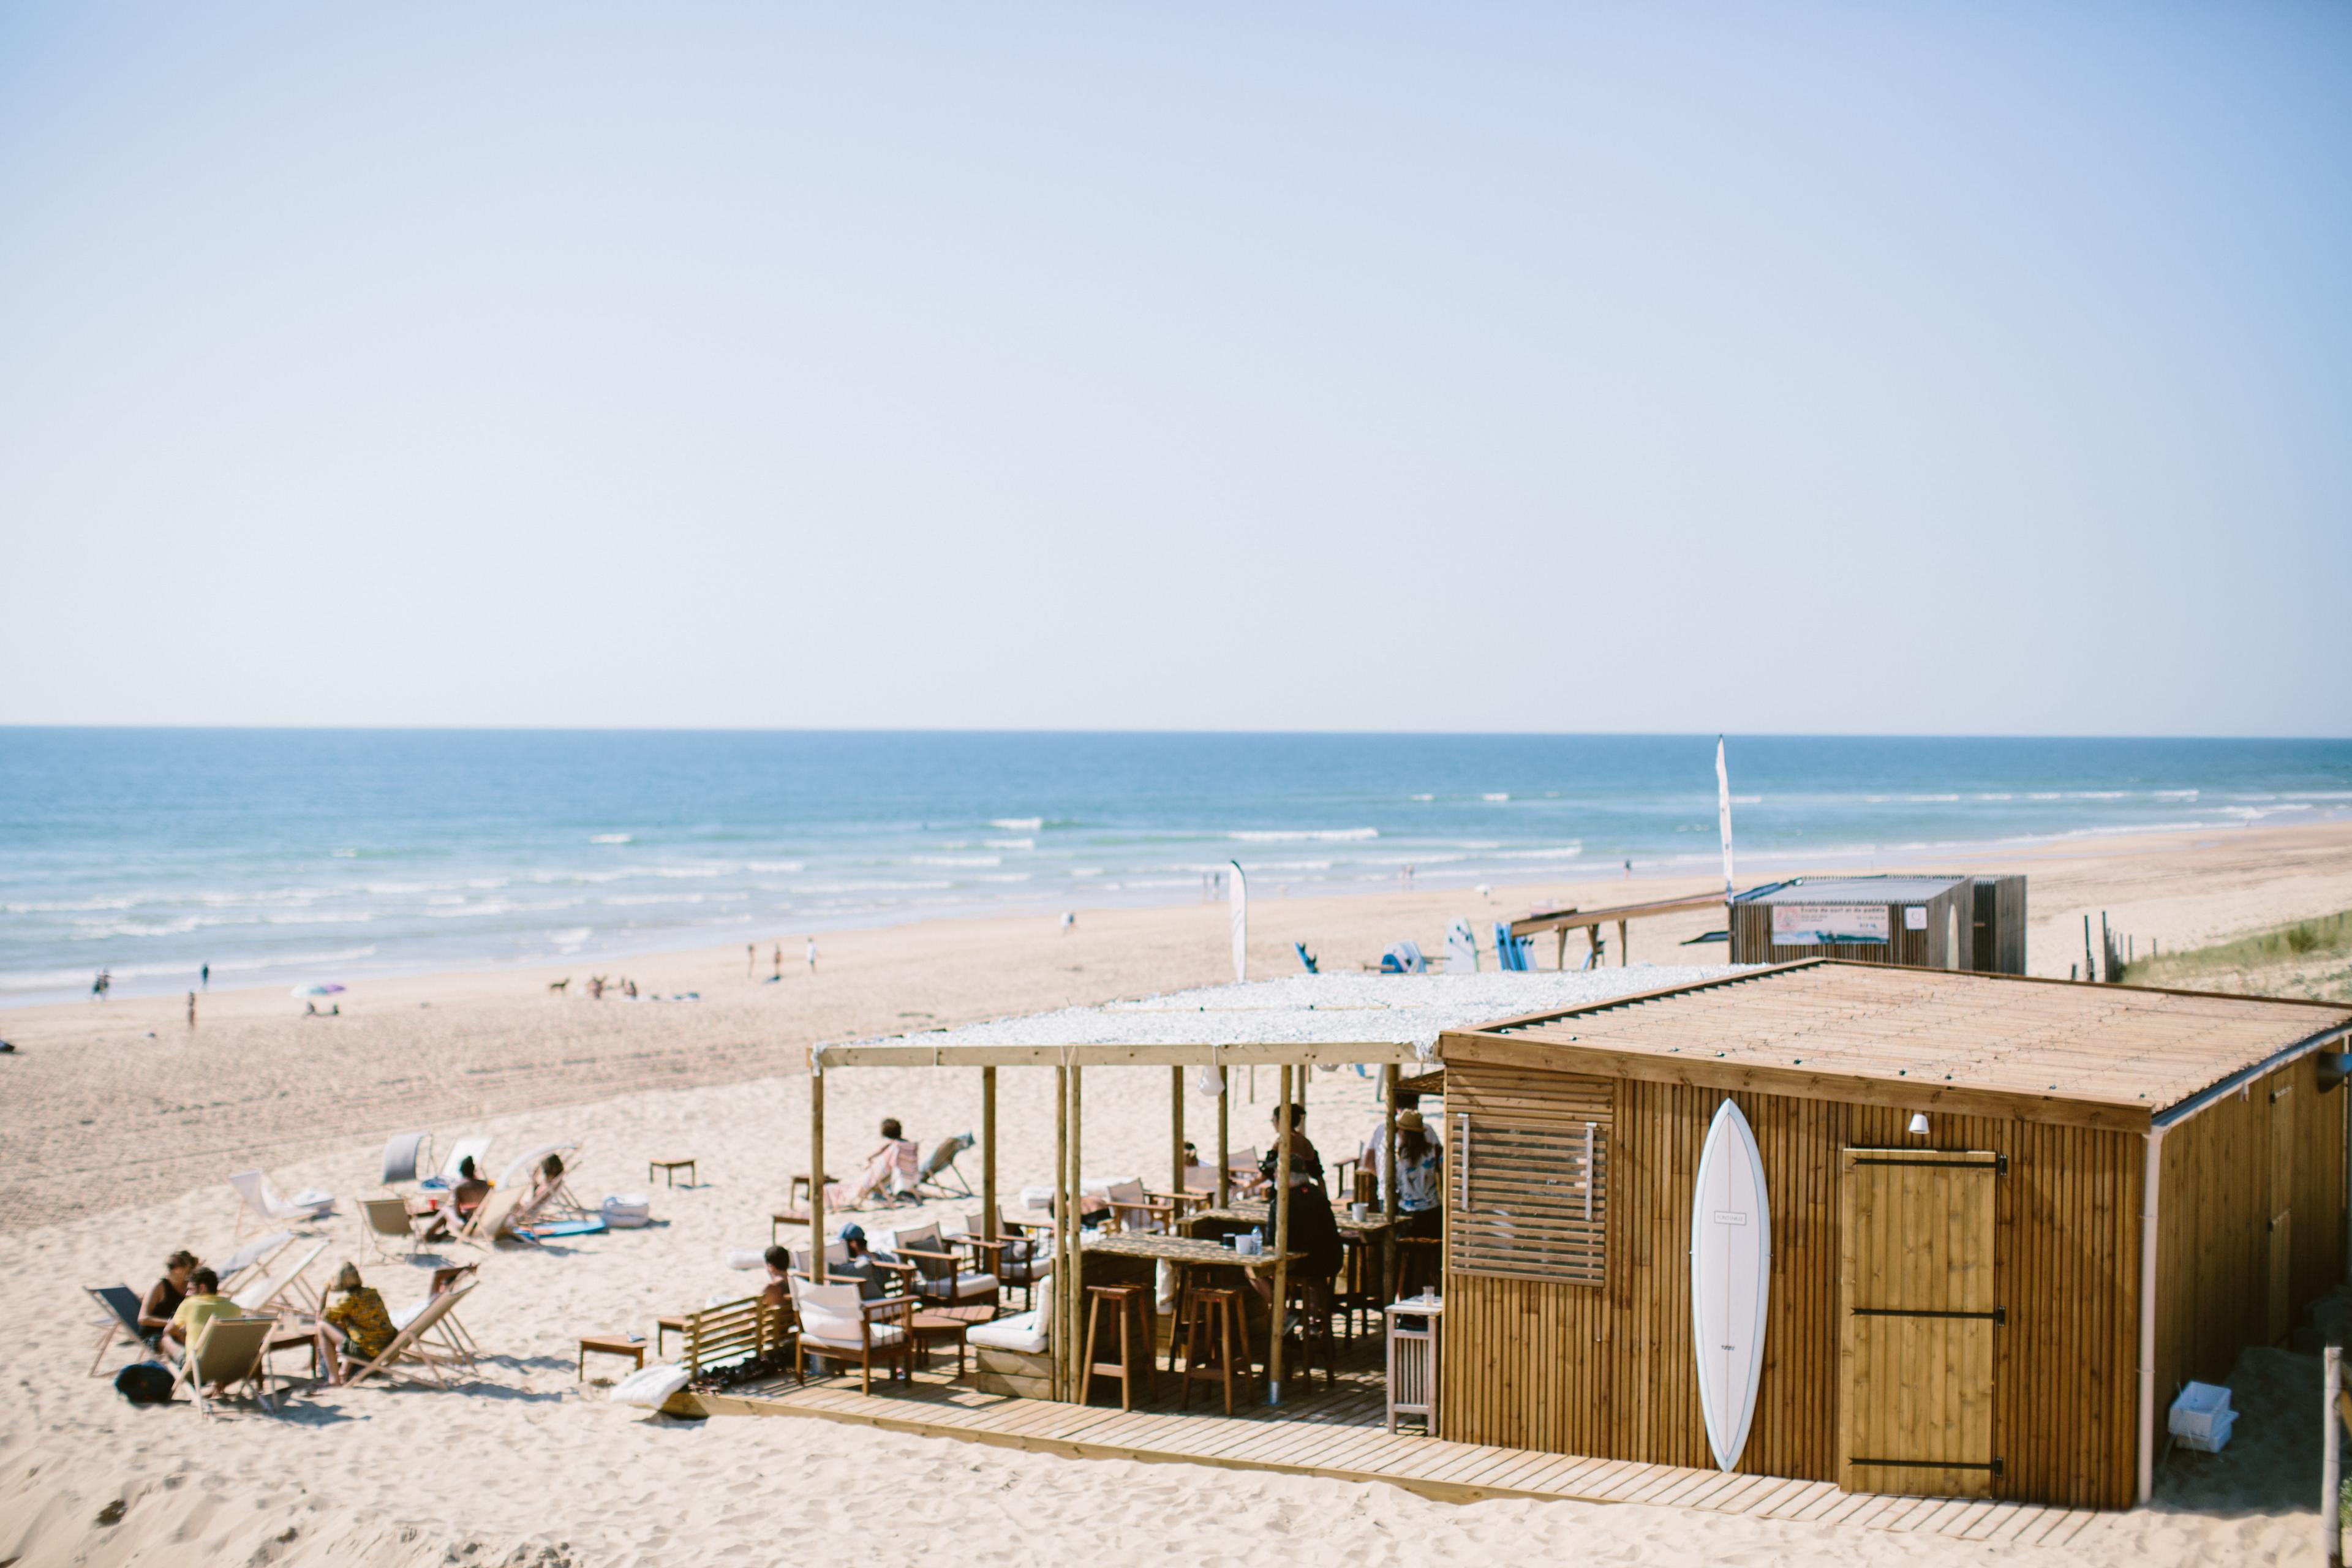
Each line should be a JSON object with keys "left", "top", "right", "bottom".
{"left": 1444, "top": 960, "right": 2352, "bottom": 1133}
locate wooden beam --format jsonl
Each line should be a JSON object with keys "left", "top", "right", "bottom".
{"left": 1618, "top": 919, "right": 1628, "bottom": 967}
{"left": 1217, "top": 1066, "right": 1231, "bottom": 1208}
{"left": 809, "top": 1055, "right": 827, "bottom": 1283}
{"left": 981, "top": 1064, "right": 997, "bottom": 1244}
{"left": 1510, "top": 892, "right": 1728, "bottom": 939}
{"left": 1383, "top": 1062, "right": 1400, "bottom": 1300}
{"left": 1436, "top": 1030, "right": 2156, "bottom": 1133}
{"left": 1054, "top": 1063, "right": 1070, "bottom": 1401}
{"left": 1270, "top": 1063, "right": 1294, "bottom": 1405}
{"left": 815, "top": 1039, "right": 1427, "bottom": 1069}
{"left": 1171, "top": 1065, "right": 1186, "bottom": 1200}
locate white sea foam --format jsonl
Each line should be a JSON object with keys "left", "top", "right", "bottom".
{"left": 912, "top": 855, "right": 1001, "bottom": 868}
{"left": 990, "top": 817, "right": 1044, "bottom": 832}
{"left": 2154, "top": 790, "right": 2199, "bottom": 799}
{"left": 984, "top": 839, "right": 1035, "bottom": 851}
{"left": 745, "top": 861, "right": 804, "bottom": 873}
{"left": 549, "top": 927, "right": 592, "bottom": 948}
{"left": 1908, "top": 794, "right": 1961, "bottom": 803}
{"left": 591, "top": 833, "right": 633, "bottom": 845}
{"left": 1069, "top": 868, "right": 1104, "bottom": 878}
{"left": 1730, "top": 796, "right": 1762, "bottom": 805}
{"left": 602, "top": 893, "right": 704, "bottom": 907}
{"left": 1227, "top": 827, "right": 1378, "bottom": 842}
{"left": 1493, "top": 845, "right": 1584, "bottom": 860}
{"left": 652, "top": 864, "right": 729, "bottom": 878}
{"left": 1482, "top": 793, "right": 1510, "bottom": 802}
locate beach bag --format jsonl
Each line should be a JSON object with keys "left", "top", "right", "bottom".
{"left": 115, "top": 1361, "right": 175, "bottom": 1405}
{"left": 609, "top": 1362, "right": 692, "bottom": 1409}
{"left": 601, "top": 1194, "right": 651, "bottom": 1229}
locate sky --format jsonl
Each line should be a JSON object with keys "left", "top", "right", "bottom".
{"left": 1, "top": 4, "right": 2346, "bottom": 737}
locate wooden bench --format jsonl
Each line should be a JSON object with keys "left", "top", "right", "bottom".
{"left": 682, "top": 1296, "right": 791, "bottom": 1381}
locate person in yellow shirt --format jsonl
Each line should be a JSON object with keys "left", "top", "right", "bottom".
{"left": 320, "top": 1262, "right": 396, "bottom": 1383}
{"left": 167, "top": 1268, "right": 239, "bottom": 1356}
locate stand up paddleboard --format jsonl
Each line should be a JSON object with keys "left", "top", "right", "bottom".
{"left": 1691, "top": 1098, "right": 1771, "bottom": 1472}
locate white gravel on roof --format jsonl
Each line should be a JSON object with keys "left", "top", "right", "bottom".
{"left": 834, "top": 966, "right": 1747, "bottom": 1060}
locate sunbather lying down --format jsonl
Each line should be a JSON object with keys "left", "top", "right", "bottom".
{"left": 826, "top": 1119, "right": 918, "bottom": 1209}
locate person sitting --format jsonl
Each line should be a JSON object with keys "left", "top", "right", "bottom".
{"left": 526, "top": 1154, "right": 568, "bottom": 1215}
{"left": 761, "top": 1245, "right": 793, "bottom": 1313}
{"left": 318, "top": 1262, "right": 398, "bottom": 1383}
{"left": 450, "top": 1156, "right": 491, "bottom": 1222}
{"left": 140, "top": 1250, "right": 198, "bottom": 1351}
{"left": 826, "top": 1120, "right": 919, "bottom": 1210}
{"left": 1248, "top": 1112, "right": 1344, "bottom": 1322}
{"left": 166, "top": 1267, "right": 239, "bottom": 1358}
{"left": 1387, "top": 1110, "right": 1444, "bottom": 1240}
{"left": 829, "top": 1223, "right": 895, "bottom": 1300}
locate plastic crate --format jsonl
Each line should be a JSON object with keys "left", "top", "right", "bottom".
{"left": 2168, "top": 1381, "right": 2233, "bottom": 1444}
{"left": 2176, "top": 1409, "right": 2236, "bottom": 1454}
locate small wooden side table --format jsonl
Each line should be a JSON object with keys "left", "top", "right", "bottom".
{"left": 579, "top": 1332, "right": 648, "bottom": 1379}
{"left": 909, "top": 1312, "right": 972, "bottom": 1378}
{"left": 655, "top": 1313, "right": 691, "bottom": 1358}
{"left": 1383, "top": 1295, "right": 1443, "bottom": 1436}
{"left": 649, "top": 1158, "right": 697, "bottom": 1188}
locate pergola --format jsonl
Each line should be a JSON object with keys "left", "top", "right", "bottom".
{"left": 805, "top": 968, "right": 1739, "bottom": 1405}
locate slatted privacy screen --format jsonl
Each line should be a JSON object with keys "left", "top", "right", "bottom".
{"left": 1447, "top": 1064, "right": 1613, "bottom": 1286}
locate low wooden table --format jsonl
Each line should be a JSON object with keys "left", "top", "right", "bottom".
{"left": 578, "top": 1332, "right": 647, "bottom": 1379}
{"left": 910, "top": 1311, "right": 974, "bottom": 1377}
{"left": 648, "top": 1158, "right": 697, "bottom": 1188}
{"left": 655, "top": 1313, "right": 691, "bottom": 1357}
{"left": 264, "top": 1323, "right": 325, "bottom": 1382}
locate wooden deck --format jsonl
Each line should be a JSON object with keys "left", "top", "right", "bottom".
{"left": 673, "top": 1341, "right": 2108, "bottom": 1547}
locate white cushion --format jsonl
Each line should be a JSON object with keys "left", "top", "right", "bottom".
{"left": 968, "top": 1310, "right": 1047, "bottom": 1355}
{"left": 951, "top": 1272, "right": 997, "bottom": 1299}
{"left": 802, "top": 1322, "right": 907, "bottom": 1351}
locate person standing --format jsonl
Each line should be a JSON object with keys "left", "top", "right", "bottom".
{"left": 771, "top": 943, "right": 782, "bottom": 980}
{"left": 746, "top": 943, "right": 755, "bottom": 978}
{"left": 805, "top": 937, "right": 817, "bottom": 973}
{"left": 200, "top": 963, "right": 209, "bottom": 990}
{"left": 186, "top": 991, "right": 197, "bottom": 1029}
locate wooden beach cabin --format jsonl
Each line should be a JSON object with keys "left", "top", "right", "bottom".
{"left": 1728, "top": 875, "right": 2027, "bottom": 974}
{"left": 1435, "top": 959, "right": 2351, "bottom": 1507}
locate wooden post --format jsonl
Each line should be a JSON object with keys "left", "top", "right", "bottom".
{"left": 1383, "top": 1062, "right": 1400, "bottom": 1302}
{"left": 2326, "top": 1344, "right": 2343, "bottom": 1567}
{"left": 1053, "top": 1063, "right": 1068, "bottom": 1401}
{"left": 1269, "top": 1063, "right": 1294, "bottom": 1405}
{"left": 982, "top": 1065, "right": 998, "bottom": 1243}
{"left": 1068, "top": 1063, "right": 1085, "bottom": 1402}
{"left": 809, "top": 1053, "right": 827, "bottom": 1284}
{"left": 1171, "top": 1065, "right": 1186, "bottom": 1204}
{"left": 1618, "top": 919, "right": 1629, "bottom": 966}
{"left": 1557, "top": 928, "right": 1567, "bottom": 971}
{"left": 1217, "top": 1065, "right": 1231, "bottom": 1207}
{"left": 1588, "top": 925, "right": 1601, "bottom": 968}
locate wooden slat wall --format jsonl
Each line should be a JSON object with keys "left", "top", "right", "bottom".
{"left": 2153, "top": 1055, "right": 2348, "bottom": 1410}
{"left": 1441, "top": 1069, "right": 2143, "bottom": 1507}
{"left": 1728, "top": 884, "right": 1968, "bottom": 970}
{"left": 1449, "top": 1066, "right": 1612, "bottom": 1285}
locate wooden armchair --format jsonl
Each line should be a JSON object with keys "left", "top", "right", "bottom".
{"left": 888, "top": 1223, "right": 998, "bottom": 1312}
{"left": 1102, "top": 1180, "right": 1175, "bottom": 1235}
{"left": 789, "top": 1276, "right": 916, "bottom": 1394}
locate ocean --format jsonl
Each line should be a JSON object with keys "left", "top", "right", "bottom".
{"left": 4, "top": 729, "right": 2348, "bottom": 1006}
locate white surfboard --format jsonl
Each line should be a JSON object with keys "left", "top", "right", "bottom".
{"left": 1691, "top": 1098, "right": 1771, "bottom": 1472}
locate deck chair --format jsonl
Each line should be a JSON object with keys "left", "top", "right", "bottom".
{"left": 952, "top": 1212, "right": 1042, "bottom": 1307}
{"left": 453, "top": 1182, "right": 527, "bottom": 1246}
{"left": 497, "top": 1144, "right": 588, "bottom": 1221}
{"left": 888, "top": 1223, "right": 997, "bottom": 1310}
{"left": 380, "top": 1131, "right": 433, "bottom": 1186}
{"left": 440, "top": 1135, "right": 491, "bottom": 1185}
{"left": 172, "top": 1316, "right": 279, "bottom": 1415}
{"left": 214, "top": 1230, "right": 293, "bottom": 1295}
{"left": 1379, "top": 941, "right": 1427, "bottom": 974}
{"left": 1294, "top": 941, "right": 1318, "bottom": 974}
{"left": 1226, "top": 1147, "right": 1266, "bottom": 1198}
{"left": 229, "top": 1170, "right": 334, "bottom": 1238}
{"left": 359, "top": 1196, "right": 431, "bottom": 1261}
{"left": 230, "top": 1239, "right": 328, "bottom": 1319}
{"left": 1102, "top": 1180, "right": 1173, "bottom": 1235}
{"left": 86, "top": 1286, "right": 157, "bottom": 1376}
{"left": 392, "top": 1263, "right": 483, "bottom": 1368}
{"left": 916, "top": 1133, "right": 975, "bottom": 1198}
{"left": 342, "top": 1283, "right": 477, "bottom": 1387}
{"left": 789, "top": 1275, "right": 914, "bottom": 1395}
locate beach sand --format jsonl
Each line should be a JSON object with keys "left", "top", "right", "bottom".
{"left": 5, "top": 820, "right": 2350, "bottom": 1566}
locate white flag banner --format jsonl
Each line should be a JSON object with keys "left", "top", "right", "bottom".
{"left": 1229, "top": 859, "right": 1249, "bottom": 983}
{"left": 1715, "top": 737, "right": 1736, "bottom": 900}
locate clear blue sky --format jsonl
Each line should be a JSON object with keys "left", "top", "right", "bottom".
{"left": 2, "top": 4, "right": 2345, "bottom": 735}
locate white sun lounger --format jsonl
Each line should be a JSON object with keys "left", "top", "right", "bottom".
{"left": 230, "top": 1239, "right": 328, "bottom": 1319}
{"left": 228, "top": 1170, "right": 334, "bottom": 1238}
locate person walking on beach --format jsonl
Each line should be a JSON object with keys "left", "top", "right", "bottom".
{"left": 200, "top": 963, "right": 209, "bottom": 990}
{"left": 771, "top": 943, "right": 782, "bottom": 980}
{"left": 92, "top": 968, "right": 111, "bottom": 1001}
{"left": 747, "top": 943, "right": 755, "bottom": 978}
{"left": 186, "top": 991, "right": 197, "bottom": 1029}
{"left": 805, "top": 937, "right": 818, "bottom": 974}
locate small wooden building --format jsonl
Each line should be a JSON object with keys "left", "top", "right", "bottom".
{"left": 1730, "top": 875, "right": 2027, "bottom": 974}
{"left": 1435, "top": 960, "right": 2351, "bottom": 1508}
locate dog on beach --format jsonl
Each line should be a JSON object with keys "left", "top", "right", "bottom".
{"left": 548, "top": 978, "right": 570, "bottom": 994}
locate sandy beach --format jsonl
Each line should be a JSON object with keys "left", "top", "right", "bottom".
{"left": 6, "top": 819, "right": 2351, "bottom": 1566}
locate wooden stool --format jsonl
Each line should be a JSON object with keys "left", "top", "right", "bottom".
{"left": 648, "top": 1158, "right": 696, "bottom": 1188}
{"left": 1080, "top": 1283, "right": 1153, "bottom": 1410}
{"left": 1286, "top": 1278, "right": 1338, "bottom": 1387}
{"left": 1180, "top": 1287, "right": 1254, "bottom": 1414}
{"left": 578, "top": 1332, "right": 647, "bottom": 1379}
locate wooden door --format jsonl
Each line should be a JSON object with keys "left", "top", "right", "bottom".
{"left": 1839, "top": 1148, "right": 2000, "bottom": 1497}
{"left": 2269, "top": 1078, "right": 2296, "bottom": 1343}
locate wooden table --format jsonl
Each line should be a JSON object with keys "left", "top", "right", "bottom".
{"left": 578, "top": 1332, "right": 647, "bottom": 1379}
{"left": 655, "top": 1313, "right": 691, "bottom": 1357}
{"left": 263, "top": 1323, "right": 325, "bottom": 1382}
{"left": 909, "top": 1311, "right": 974, "bottom": 1377}
{"left": 1188, "top": 1202, "right": 1396, "bottom": 1330}
{"left": 648, "top": 1158, "right": 696, "bottom": 1188}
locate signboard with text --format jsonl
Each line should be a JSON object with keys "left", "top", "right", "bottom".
{"left": 1770, "top": 903, "right": 1891, "bottom": 946}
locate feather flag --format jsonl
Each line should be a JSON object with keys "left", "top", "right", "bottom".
{"left": 1715, "top": 736, "right": 1736, "bottom": 900}
{"left": 1229, "top": 859, "right": 1249, "bottom": 983}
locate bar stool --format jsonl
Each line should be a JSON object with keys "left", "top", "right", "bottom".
{"left": 1080, "top": 1283, "right": 1153, "bottom": 1410}
{"left": 1286, "top": 1278, "right": 1338, "bottom": 1387}
{"left": 1180, "top": 1287, "right": 1254, "bottom": 1414}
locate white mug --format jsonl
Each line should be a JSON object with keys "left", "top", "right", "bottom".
{"left": 1349, "top": 1202, "right": 1368, "bottom": 1222}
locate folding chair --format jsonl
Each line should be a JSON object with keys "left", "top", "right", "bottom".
{"left": 86, "top": 1286, "right": 157, "bottom": 1376}
{"left": 172, "top": 1316, "right": 280, "bottom": 1416}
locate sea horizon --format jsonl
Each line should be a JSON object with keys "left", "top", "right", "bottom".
{"left": 6, "top": 727, "right": 2349, "bottom": 1008}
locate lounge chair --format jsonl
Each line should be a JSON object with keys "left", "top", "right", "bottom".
{"left": 1102, "top": 1180, "right": 1174, "bottom": 1235}
{"left": 452, "top": 1183, "right": 526, "bottom": 1247}
{"left": 888, "top": 1223, "right": 998, "bottom": 1311}
{"left": 380, "top": 1131, "right": 433, "bottom": 1186}
{"left": 230, "top": 1239, "right": 328, "bottom": 1320}
{"left": 342, "top": 1283, "right": 477, "bottom": 1388}
{"left": 440, "top": 1135, "right": 491, "bottom": 1185}
{"left": 359, "top": 1196, "right": 432, "bottom": 1261}
{"left": 391, "top": 1262, "right": 483, "bottom": 1368}
{"left": 86, "top": 1285, "right": 157, "bottom": 1376}
{"left": 1379, "top": 941, "right": 1427, "bottom": 974}
{"left": 171, "top": 1316, "right": 280, "bottom": 1415}
{"left": 916, "top": 1133, "right": 975, "bottom": 1198}
{"left": 788, "top": 1275, "right": 914, "bottom": 1395}
{"left": 228, "top": 1170, "right": 334, "bottom": 1238}
{"left": 1294, "top": 941, "right": 1319, "bottom": 974}
{"left": 497, "top": 1144, "right": 589, "bottom": 1221}
{"left": 214, "top": 1230, "right": 293, "bottom": 1295}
